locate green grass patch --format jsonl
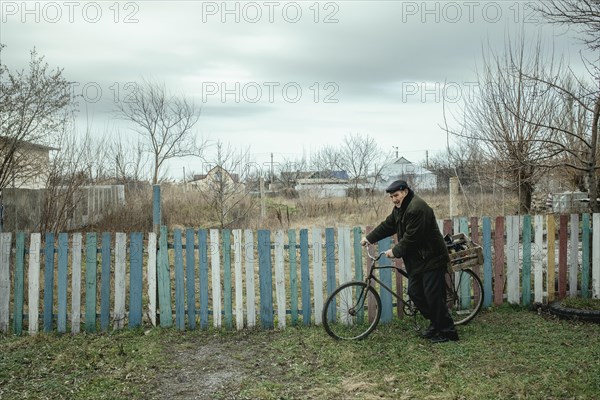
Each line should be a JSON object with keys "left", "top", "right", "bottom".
{"left": 2, "top": 307, "right": 600, "bottom": 399}
{"left": 560, "top": 297, "right": 600, "bottom": 311}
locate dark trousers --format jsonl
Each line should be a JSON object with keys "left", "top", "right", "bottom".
{"left": 407, "top": 267, "right": 456, "bottom": 334}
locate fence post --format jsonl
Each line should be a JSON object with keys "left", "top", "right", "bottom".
{"left": 152, "top": 185, "right": 161, "bottom": 235}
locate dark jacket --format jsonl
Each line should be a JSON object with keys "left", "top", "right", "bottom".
{"left": 366, "top": 190, "right": 449, "bottom": 276}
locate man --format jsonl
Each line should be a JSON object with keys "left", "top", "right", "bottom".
{"left": 361, "top": 179, "right": 458, "bottom": 343}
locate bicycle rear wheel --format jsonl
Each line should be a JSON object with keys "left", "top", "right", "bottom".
{"left": 446, "top": 268, "right": 483, "bottom": 325}
{"left": 322, "top": 281, "right": 381, "bottom": 340}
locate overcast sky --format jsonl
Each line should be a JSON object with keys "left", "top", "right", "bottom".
{"left": 1, "top": 1, "right": 594, "bottom": 179}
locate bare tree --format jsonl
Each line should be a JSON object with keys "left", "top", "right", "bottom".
{"left": 536, "top": 0, "right": 600, "bottom": 52}
{"left": 447, "top": 33, "right": 560, "bottom": 213}
{"left": 40, "top": 128, "right": 93, "bottom": 234}
{"left": 196, "top": 141, "right": 256, "bottom": 228}
{"left": 115, "top": 79, "right": 205, "bottom": 184}
{"left": 0, "top": 46, "right": 74, "bottom": 190}
{"left": 107, "top": 134, "right": 151, "bottom": 185}
{"left": 276, "top": 157, "right": 308, "bottom": 197}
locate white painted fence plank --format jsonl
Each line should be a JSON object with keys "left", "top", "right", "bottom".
{"left": 0, "top": 233, "right": 12, "bottom": 333}
{"left": 233, "top": 229, "right": 244, "bottom": 330}
{"left": 70, "top": 233, "right": 82, "bottom": 334}
{"left": 506, "top": 215, "right": 520, "bottom": 304}
{"left": 114, "top": 233, "right": 127, "bottom": 329}
{"left": 274, "top": 230, "right": 287, "bottom": 328}
{"left": 147, "top": 232, "right": 157, "bottom": 326}
{"left": 311, "top": 229, "right": 323, "bottom": 325}
{"left": 569, "top": 214, "right": 579, "bottom": 297}
{"left": 533, "top": 215, "right": 544, "bottom": 303}
{"left": 210, "top": 229, "right": 222, "bottom": 328}
{"left": 244, "top": 229, "right": 256, "bottom": 327}
{"left": 338, "top": 227, "right": 352, "bottom": 284}
{"left": 29, "top": 233, "right": 41, "bottom": 335}
{"left": 593, "top": 214, "right": 600, "bottom": 298}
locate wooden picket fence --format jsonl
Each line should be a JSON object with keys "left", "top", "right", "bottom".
{"left": 1, "top": 214, "right": 600, "bottom": 336}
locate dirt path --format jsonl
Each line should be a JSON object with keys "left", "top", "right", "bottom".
{"left": 149, "top": 331, "right": 276, "bottom": 400}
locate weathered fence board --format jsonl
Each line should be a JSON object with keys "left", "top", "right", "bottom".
{"left": 222, "top": 229, "right": 233, "bottom": 330}
{"left": 569, "top": 214, "right": 579, "bottom": 297}
{"left": 506, "top": 216, "right": 520, "bottom": 304}
{"left": 494, "top": 217, "right": 505, "bottom": 305}
{"left": 590, "top": 214, "right": 598, "bottom": 298}
{"left": 522, "top": 215, "right": 532, "bottom": 306}
{"left": 57, "top": 233, "right": 69, "bottom": 333}
{"left": 28, "top": 234, "right": 41, "bottom": 334}
{"left": 534, "top": 215, "right": 544, "bottom": 303}
{"left": 114, "top": 233, "right": 126, "bottom": 329}
{"left": 274, "top": 230, "right": 287, "bottom": 328}
{"left": 158, "top": 226, "right": 172, "bottom": 327}
{"left": 174, "top": 229, "right": 185, "bottom": 330}
{"left": 233, "top": 229, "right": 243, "bottom": 330}
{"left": 210, "top": 229, "right": 222, "bottom": 328}
{"left": 258, "top": 230, "right": 274, "bottom": 329}
{"left": 186, "top": 228, "right": 196, "bottom": 330}
{"left": 44, "top": 233, "right": 55, "bottom": 332}
{"left": 378, "top": 237, "right": 393, "bottom": 323}
{"left": 582, "top": 214, "right": 590, "bottom": 298}
{"left": 0, "top": 232, "right": 11, "bottom": 333}
{"left": 100, "top": 233, "right": 111, "bottom": 332}
{"left": 71, "top": 233, "right": 82, "bottom": 334}
{"left": 147, "top": 232, "right": 157, "bottom": 327}
{"left": 558, "top": 215, "right": 568, "bottom": 299}
{"left": 547, "top": 215, "right": 556, "bottom": 302}
{"left": 85, "top": 233, "right": 97, "bottom": 333}
{"left": 300, "top": 229, "right": 310, "bottom": 325}
{"left": 312, "top": 228, "right": 323, "bottom": 325}
{"left": 482, "top": 217, "right": 493, "bottom": 308}
{"left": 244, "top": 229, "right": 256, "bottom": 328}
{"left": 199, "top": 229, "right": 209, "bottom": 329}
{"left": 14, "top": 232, "right": 25, "bottom": 335}
{"left": 130, "top": 232, "right": 144, "bottom": 328}
{"left": 288, "top": 229, "right": 298, "bottom": 326}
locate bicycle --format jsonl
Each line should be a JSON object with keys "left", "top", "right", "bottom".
{"left": 322, "top": 244, "right": 484, "bottom": 340}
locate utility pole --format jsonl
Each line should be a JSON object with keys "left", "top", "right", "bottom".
{"left": 270, "top": 152, "right": 275, "bottom": 187}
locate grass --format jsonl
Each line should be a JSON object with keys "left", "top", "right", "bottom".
{"left": 560, "top": 297, "right": 600, "bottom": 311}
{"left": 2, "top": 306, "right": 599, "bottom": 399}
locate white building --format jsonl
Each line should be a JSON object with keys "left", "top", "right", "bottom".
{"left": 378, "top": 157, "right": 437, "bottom": 191}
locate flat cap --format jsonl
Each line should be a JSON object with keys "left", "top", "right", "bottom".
{"left": 385, "top": 179, "right": 409, "bottom": 193}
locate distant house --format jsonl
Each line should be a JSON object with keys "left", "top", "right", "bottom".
{"left": 188, "top": 166, "right": 244, "bottom": 193}
{"left": 295, "top": 170, "right": 350, "bottom": 198}
{"left": 0, "top": 136, "right": 58, "bottom": 189}
{"left": 378, "top": 157, "right": 437, "bottom": 191}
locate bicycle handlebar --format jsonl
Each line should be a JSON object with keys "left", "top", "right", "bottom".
{"left": 365, "top": 247, "right": 387, "bottom": 261}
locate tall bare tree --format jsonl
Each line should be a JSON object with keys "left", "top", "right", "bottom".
{"left": 0, "top": 46, "right": 73, "bottom": 190}
{"left": 115, "top": 79, "right": 205, "bottom": 184}
{"left": 448, "top": 33, "right": 559, "bottom": 213}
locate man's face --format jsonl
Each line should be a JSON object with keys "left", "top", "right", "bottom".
{"left": 389, "top": 189, "right": 408, "bottom": 208}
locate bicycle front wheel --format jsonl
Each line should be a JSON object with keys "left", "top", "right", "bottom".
{"left": 446, "top": 268, "right": 483, "bottom": 325}
{"left": 322, "top": 281, "right": 381, "bottom": 340}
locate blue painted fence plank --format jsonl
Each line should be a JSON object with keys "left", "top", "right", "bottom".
{"left": 100, "top": 232, "right": 111, "bottom": 332}
{"left": 57, "top": 233, "right": 68, "bottom": 333}
{"left": 14, "top": 232, "right": 25, "bottom": 335}
{"left": 199, "top": 229, "right": 209, "bottom": 329}
{"left": 522, "top": 215, "right": 532, "bottom": 305}
{"left": 325, "top": 228, "right": 336, "bottom": 323}
{"left": 223, "top": 229, "right": 233, "bottom": 330}
{"left": 288, "top": 229, "right": 298, "bottom": 326}
{"left": 582, "top": 213, "right": 590, "bottom": 298}
{"left": 43, "top": 233, "right": 55, "bottom": 332}
{"left": 186, "top": 228, "right": 196, "bottom": 329}
{"left": 482, "top": 217, "right": 493, "bottom": 308}
{"left": 129, "top": 232, "right": 143, "bottom": 327}
{"left": 258, "top": 230, "right": 274, "bottom": 329}
{"left": 174, "top": 229, "right": 185, "bottom": 330}
{"left": 378, "top": 237, "right": 393, "bottom": 323}
{"left": 85, "top": 233, "right": 97, "bottom": 333}
{"left": 300, "top": 229, "right": 311, "bottom": 325}
{"left": 353, "top": 227, "right": 364, "bottom": 324}
{"left": 157, "top": 226, "right": 173, "bottom": 327}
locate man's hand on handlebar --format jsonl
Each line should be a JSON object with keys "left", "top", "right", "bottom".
{"left": 384, "top": 249, "right": 395, "bottom": 258}
{"left": 360, "top": 237, "right": 370, "bottom": 246}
